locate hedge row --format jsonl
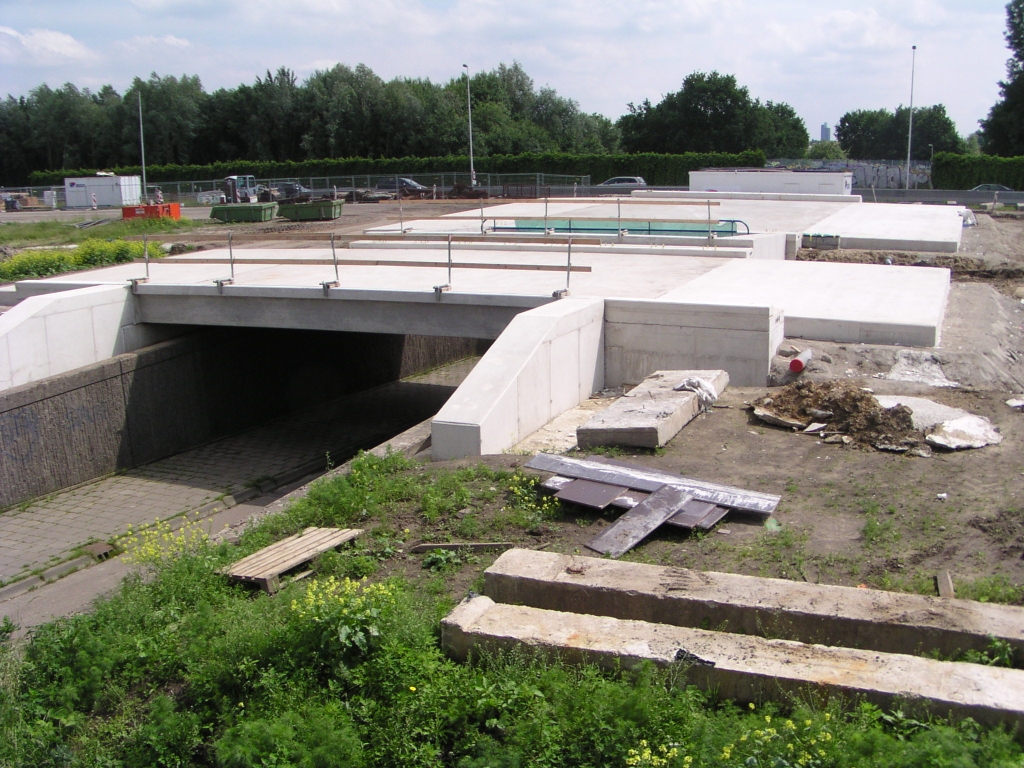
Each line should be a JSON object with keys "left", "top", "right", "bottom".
{"left": 0, "top": 239, "right": 161, "bottom": 283}
{"left": 27, "top": 150, "right": 765, "bottom": 188}
{"left": 932, "top": 152, "right": 1024, "bottom": 190}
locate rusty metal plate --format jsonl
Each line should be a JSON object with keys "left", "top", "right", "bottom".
{"left": 556, "top": 479, "right": 629, "bottom": 509}
{"left": 695, "top": 505, "right": 730, "bottom": 531}
{"left": 586, "top": 486, "right": 692, "bottom": 558}
{"left": 609, "top": 489, "right": 651, "bottom": 509}
{"left": 664, "top": 499, "right": 717, "bottom": 529}
{"left": 540, "top": 475, "right": 574, "bottom": 492}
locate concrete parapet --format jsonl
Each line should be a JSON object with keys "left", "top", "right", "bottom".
{"left": 442, "top": 595, "right": 1024, "bottom": 732}
{"left": 432, "top": 298, "right": 605, "bottom": 459}
{"left": 604, "top": 299, "right": 783, "bottom": 387}
{"left": 484, "top": 550, "right": 1024, "bottom": 662}
{"left": 0, "top": 284, "right": 175, "bottom": 392}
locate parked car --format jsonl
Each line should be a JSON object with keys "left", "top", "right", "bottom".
{"left": 597, "top": 176, "right": 648, "bottom": 187}
{"left": 375, "top": 177, "right": 428, "bottom": 191}
{"left": 971, "top": 183, "right": 1014, "bottom": 192}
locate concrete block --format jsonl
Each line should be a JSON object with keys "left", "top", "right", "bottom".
{"left": 483, "top": 550, "right": 1024, "bottom": 661}
{"left": 577, "top": 370, "right": 728, "bottom": 449}
{"left": 443, "top": 595, "right": 1024, "bottom": 731}
{"left": 432, "top": 298, "right": 604, "bottom": 459}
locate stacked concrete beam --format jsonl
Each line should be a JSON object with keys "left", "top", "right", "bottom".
{"left": 439, "top": 549, "right": 1024, "bottom": 731}
{"left": 483, "top": 549, "right": 1024, "bottom": 660}
{"left": 604, "top": 299, "right": 784, "bottom": 387}
{"left": 442, "top": 596, "right": 1024, "bottom": 731}
{"left": 432, "top": 298, "right": 605, "bottom": 459}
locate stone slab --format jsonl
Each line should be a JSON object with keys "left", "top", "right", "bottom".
{"left": 442, "top": 595, "right": 1024, "bottom": 731}
{"left": 577, "top": 369, "right": 728, "bottom": 449}
{"left": 660, "top": 259, "right": 950, "bottom": 347}
{"left": 483, "top": 550, "right": 1024, "bottom": 661}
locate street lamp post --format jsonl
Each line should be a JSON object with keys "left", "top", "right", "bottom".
{"left": 905, "top": 45, "right": 916, "bottom": 191}
{"left": 462, "top": 64, "right": 476, "bottom": 187}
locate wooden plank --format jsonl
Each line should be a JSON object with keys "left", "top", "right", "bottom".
{"left": 936, "top": 571, "right": 956, "bottom": 599}
{"left": 163, "top": 257, "right": 592, "bottom": 273}
{"left": 695, "top": 505, "right": 730, "bottom": 531}
{"left": 224, "top": 528, "right": 362, "bottom": 585}
{"left": 556, "top": 479, "right": 629, "bottom": 509}
{"left": 228, "top": 528, "right": 353, "bottom": 577}
{"left": 526, "top": 453, "right": 779, "bottom": 516}
{"left": 409, "top": 542, "right": 514, "bottom": 554}
{"left": 664, "top": 499, "right": 717, "bottom": 529}
{"left": 586, "top": 486, "right": 692, "bottom": 558}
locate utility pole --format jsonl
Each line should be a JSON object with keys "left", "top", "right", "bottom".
{"left": 138, "top": 92, "right": 148, "bottom": 202}
{"left": 905, "top": 45, "right": 916, "bottom": 191}
{"left": 463, "top": 64, "right": 476, "bottom": 187}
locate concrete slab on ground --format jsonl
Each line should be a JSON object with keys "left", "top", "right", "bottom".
{"left": 660, "top": 259, "right": 950, "bottom": 346}
{"left": 577, "top": 370, "right": 729, "bottom": 449}
{"left": 443, "top": 595, "right": 1024, "bottom": 731}
{"left": 483, "top": 549, "right": 1024, "bottom": 660}
{"left": 805, "top": 202, "right": 965, "bottom": 252}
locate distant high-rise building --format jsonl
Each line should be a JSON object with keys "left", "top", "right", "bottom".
{"left": 821, "top": 123, "right": 831, "bottom": 142}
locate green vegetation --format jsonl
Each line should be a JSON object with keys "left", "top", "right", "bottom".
{"left": 981, "top": 0, "right": 1024, "bottom": 155}
{"left": 1, "top": 453, "right": 1021, "bottom": 766}
{"left": 0, "top": 238, "right": 165, "bottom": 282}
{"left": 932, "top": 152, "right": 1024, "bottom": 190}
{"left": 835, "top": 105, "right": 965, "bottom": 160}
{"left": 0, "top": 217, "right": 203, "bottom": 248}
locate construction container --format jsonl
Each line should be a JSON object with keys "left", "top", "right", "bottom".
{"left": 65, "top": 175, "right": 141, "bottom": 208}
{"left": 209, "top": 202, "right": 278, "bottom": 222}
{"left": 277, "top": 199, "right": 343, "bottom": 221}
{"left": 122, "top": 203, "right": 181, "bottom": 221}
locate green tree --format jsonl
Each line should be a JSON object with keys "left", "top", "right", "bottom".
{"left": 980, "top": 0, "right": 1024, "bottom": 155}
{"left": 806, "top": 140, "right": 847, "bottom": 160}
{"left": 836, "top": 105, "right": 963, "bottom": 159}
{"left": 618, "top": 71, "right": 807, "bottom": 156}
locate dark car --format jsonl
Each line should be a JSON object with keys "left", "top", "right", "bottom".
{"left": 597, "top": 176, "right": 647, "bottom": 187}
{"left": 375, "top": 177, "right": 428, "bottom": 191}
{"left": 971, "top": 183, "right": 1014, "bottom": 192}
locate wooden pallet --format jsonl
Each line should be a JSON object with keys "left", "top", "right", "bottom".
{"left": 223, "top": 527, "right": 363, "bottom": 593}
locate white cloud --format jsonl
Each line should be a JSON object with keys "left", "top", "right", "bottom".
{"left": 0, "top": 25, "right": 97, "bottom": 64}
{"left": 115, "top": 34, "right": 191, "bottom": 53}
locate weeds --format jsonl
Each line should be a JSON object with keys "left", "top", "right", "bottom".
{"left": 0, "top": 238, "right": 164, "bottom": 282}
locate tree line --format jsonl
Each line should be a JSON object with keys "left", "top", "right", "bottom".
{"left": 1, "top": 59, "right": 981, "bottom": 187}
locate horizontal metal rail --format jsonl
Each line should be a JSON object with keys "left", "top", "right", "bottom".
{"left": 156, "top": 256, "right": 592, "bottom": 273}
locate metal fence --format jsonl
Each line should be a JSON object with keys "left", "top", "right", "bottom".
{"left": 2, "top": 172, "right": 589, "bottom": 208}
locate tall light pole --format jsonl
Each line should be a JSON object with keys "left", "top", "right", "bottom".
{"left": 905, "top": 44, "right": 916, "bottom": 191}
{"left": 463, "top": 64, "right": 476, "bottom": 187}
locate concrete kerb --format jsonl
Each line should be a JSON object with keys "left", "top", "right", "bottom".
{"left": 442, "top": 595, "right": 1024, "bottom": 733}
{"left": 483, "top": 549, "right": 1024, "bottom": 663}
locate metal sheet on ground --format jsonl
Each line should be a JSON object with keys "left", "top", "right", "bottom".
{"left": 586, "top": 486, "right": 692, "bottom": 558}
{"left": 556, "top": 479, "right": 630, "bottom": 509}
{"left": 527, "top": 453, "right": 778, "bottom": 516}
{"left": 695, "top": 505, "right": 730, "bottom": 530}
{"left": 540, "top": 475, "right": 574, "bottom": 492}
{"left": 664, "top": 499, "right": 717, "bottom": 529}
{"left": 610, "top": 489, "right": 651, "bottom": 509}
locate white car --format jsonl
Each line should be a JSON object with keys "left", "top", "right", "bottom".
{"left": 597, "top": 176, "right": 647, "bottom": 186}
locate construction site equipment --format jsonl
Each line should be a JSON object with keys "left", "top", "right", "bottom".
{"left": 221, "top": 175, "right": 260, "bottom": 204}
{"left": 210, "top": 202, "right": 277, "bottom": 222}
{"left": 122, "top": 203, "right": 181, "bottom": 221}
{"left": 277, "top": 199, "right": 343, "bottom": 221}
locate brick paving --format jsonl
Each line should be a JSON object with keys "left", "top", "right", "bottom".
{"left": 0, "top": 379, "right": 456, "bottom": 584}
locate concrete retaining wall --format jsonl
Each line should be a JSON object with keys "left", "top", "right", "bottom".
{"left": 604, "top": 299, "right": 784, "bottom": 387}
{"left": 432, "top": 298, "right": 604, "bottom": 459}
{"left": 0, "top": 285, "right": 179, "bottom": 392}
{"left": 0, "top": 328, "right": 483, "bottom": 510}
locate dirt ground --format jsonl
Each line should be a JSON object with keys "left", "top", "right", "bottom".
{"left": 370, "top": 379, "right": 1024, "bottom": 605}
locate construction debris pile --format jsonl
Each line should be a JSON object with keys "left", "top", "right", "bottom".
{"left": 751, "top": 380, "right": 1003, "bottom": 453}
{"left": 527, "top": 453, "right": 779, "bottom": 556}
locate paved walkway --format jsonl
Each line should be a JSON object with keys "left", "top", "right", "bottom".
{"left": 0, "top": 378, "right": 458, "bottom": 584}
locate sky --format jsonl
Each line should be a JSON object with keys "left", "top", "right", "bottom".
{"left": 0, "top": 0, "right": 1011, "bottom": 138}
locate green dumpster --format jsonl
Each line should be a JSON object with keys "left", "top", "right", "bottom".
{"left": 209, "top": 202, "right": 278, "bottom": 222}
{"left": 277, "top": 200, "right": 344, "bottom": 221}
